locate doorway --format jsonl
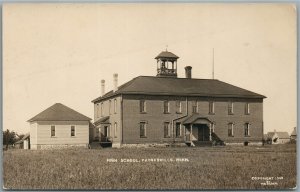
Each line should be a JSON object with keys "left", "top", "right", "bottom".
{"left": 197, "top": 124, "right": 210, "bottom": 141}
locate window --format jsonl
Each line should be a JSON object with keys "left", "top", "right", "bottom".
{"left": 101, "top": 102, "right": 104, "bottom": 117}
{"left": 140, "top": 122, "right": 146, "bottom": 138}
{"left": 140, "top": 100, "right": 146, "bottom": 113}
{"left": 163, "top": 101, "right": 169, "bottom": 113}
{"left": 164, "top": 122, "right": 171, "bottom": 138}
{"left": 109, "top": 100, "right": 112, "bottom": 115}
{"left": 209, "top": 101, "right": 215, "bottom": 114}
{"left": 71, "top": 125, "right": 75, "bottom": 137}
{"left": 114, "top": 99, "right": 117, "bottom": 114}
{"left": 96, "top": 104, "right": 99, "bottom": 118}
{"left": 51, "top": 125, "right": 55, "bottom": 137}
{"left": 245, "top": 123, "right": 250, "bottom": 136}
{"left": 245, "top": 103, "right": 250, "bottom": 115}
{"left": 228, "top": 123, "right": 234, "bottom": 137}
{"left": 175, "top": 123, "right": 181, "bottom": 137}
{"left": 192, "top": 101, "right": 198, "bottom": 113}
{"left": 228, "top": 102, "right": 234, "bottom": 114}
{"left": 114, "top": 123, "right": 117, "bottom": 138}
{"left": 176, "top": 101, "right": 182, "bottom": 113}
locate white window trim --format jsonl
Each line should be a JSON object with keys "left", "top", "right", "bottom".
{"left": 229, "top": 102, "right": 234, "bottom": 114}
{"left": 109, "top": 100, "right": 112, "bottom": 115}
{"left": 101, "top": 102, "right": 104, "bottom": 117}
{"left": 245, "top": 123, "right": 250, "bottom": 136}
{"left": 140, "top": 122, "right": 147, "bottom": 138}
{"left": 246, "top": 103, "right": 250, "bottom": 114}
{"left": 96, "top": 104, "right": 99, "bottom": 118}
{"left": 209, "top": 101, "right": 215, "bottom": 114}
{"left": 51, "top": 125, "right": 56, "bottom": 137}
{"left": 140, "top": 100, "right": 146, "bottom": 113}
{"left": 71, "top": 125, "right": 76, "bottom": 137}
{"left": 114, "top": 123, "right": 117, "bottom": 138}
{"left": 114, "top": 99, "right": 117, "bottom": 114}
{"left": 228, "top": 123, "right": 234, "bottom": 137}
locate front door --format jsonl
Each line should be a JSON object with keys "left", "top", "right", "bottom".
{"left": 198, "top": 124, "right": 209, "bottom": 141}
{"left": 104, "top": 126, "right": 109, "bottom": 137}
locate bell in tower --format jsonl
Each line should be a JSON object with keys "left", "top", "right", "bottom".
{"left": 155, "top": 50, "right": 179, "bottom": 78}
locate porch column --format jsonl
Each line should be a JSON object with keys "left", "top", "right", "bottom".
{"left": 209, "top": 123, "right": 212, "bottom": 141}
{"left": 190, "top": 124, "right": 193, "bottom": 141}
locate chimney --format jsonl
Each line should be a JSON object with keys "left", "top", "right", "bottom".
{"left": 101, "top": 80, "right": 105, "bottom": 96}
{"left": 113, "top": 73, "right": 118, "bottom": 92}
{"left": 185, "top": 66, "right": 192, "bottom": 78}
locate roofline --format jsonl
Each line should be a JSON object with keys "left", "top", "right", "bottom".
{"left": 27, "top": 119, "right": 91, "bottom": 123}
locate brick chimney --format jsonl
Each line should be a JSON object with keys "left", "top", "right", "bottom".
{"left": 113, "top": 73, "right": 118, "bottom": 92}
{"left": 185, "top": 66, "right": 192, "bottom": 78}
{"left": 101, "top": 80, "right": 105, "bottom": 96}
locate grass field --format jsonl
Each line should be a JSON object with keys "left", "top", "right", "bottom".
{"left": 3, "top": 144, "right": 297, "bottom": 190}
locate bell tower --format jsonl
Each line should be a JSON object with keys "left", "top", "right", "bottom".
{"left": 155, "top": 50, "right": 179, "bottom": 78}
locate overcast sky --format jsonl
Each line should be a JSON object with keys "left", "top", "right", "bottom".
{"left": 3, "top": 3, "right": 296, "bottom": 134}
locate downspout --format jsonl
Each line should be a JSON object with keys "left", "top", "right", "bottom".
{"left": 172, "top": 96, "right": 189, "bottom": 143}
{"left": 121, "top": 94, "right": 124, "bottom": 146}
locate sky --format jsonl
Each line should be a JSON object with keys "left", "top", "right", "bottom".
{"left": 3, "top": 3, "right": 297, "bottom": 135}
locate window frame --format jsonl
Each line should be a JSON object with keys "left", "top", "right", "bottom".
{"left": 96, "top": 103, "right": 99, "bottom": 118}
{"left": 164, "top": 122, "right": 171, "bottom": 138}
{"left": 100, "top": 102, "right": 104, "bottom": 117}
{"left": 163, "top": 100, "right": 170, "bottom": 114}
{"left": 228, "top": 123, "right": 234, "bottom": 137}
{"left": 209, "top": 101, "right": 215, "bottom": 114}
{"left": 192, "top": 100, "right": 198, "bottom": 113}
{"left": 176, "top": 100, "right": 182, "bottom": 114}
{"left": 175, "top": 123, "right": 181, "bottom": 138}
{"left": 140, "top": 122, "right": 147, "bottom": 138}
{"left": 114, "top": 122, "right": 118, "bottom": 138}
{"left": 51, "top": 125, "right": 55, "bottom": 137}
{"left": 228, "top": 101, "right": 234, "bottom": 115}
{"left": 114, "top": 99, "right": 117, "bottom": 114}
{"left": 244, "top": 123, "right": 250, "bottom": 137}
{"left": 71, "top": 125, "right": 76, "bottom": 137}
{"left": 140, "top": 100, "right": 146, "bottom": 113}
{"left": 109, "top": 100, "right": 112, "bottom": 115}
{"left": 245, "top": 103, "right": 250, "bottom": 115}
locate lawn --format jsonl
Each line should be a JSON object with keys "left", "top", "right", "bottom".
{"left": 3, "top": 144, "right": 297, "bottom": 190}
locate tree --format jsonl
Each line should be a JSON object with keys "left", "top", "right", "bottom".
{"left": 3, "top": 129, "right": 17, "bottom": 150}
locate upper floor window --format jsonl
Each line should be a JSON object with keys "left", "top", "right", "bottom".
{"left": 245, "top": 103, "right": 250, "bottom": 115}
{"left": 244, "top": 123, "right": 250, "bottom": 136}
{"left": 176, "top": 101, "right": 182, "bottom": 113}
{"left": 51, "top": 125, "right": 55, "bottom": 137}
{"left": 140, "top": 122, "right": 146, "bottom": 138}
{"left": 228, "top": 102, "right": 234, "bottom": 114}
{"left": 228, "top": 123, "right": 234, "bottom": 137}
{"left": 114, "top": 123, "right": 117, "bottom": 138}
{"left": 192, "top": 101, "right": 198, "bottom": 113}
{"left": 114, "top": 99, "right": 117, "bottom": 114}
{"left": 71, "top": 125, "right": 75, "bottom": 137}
{"left": 163, "top": 101, "right": 170, "bottom": 114}
{"left": 100, "top": 102, "right": 104, "bottom": 117}
{"left": 175, "top": 123, "right": 181, "bottom": 137}
{"left": 96, "top": 104, "right": 99, "bottom": 118}
{"left": 140, "top": 100, "right": 146, "bottom": 113}
{"left": 164, "top": 122, "right": 171, "bottom": 138}
{"left": 209, "top": 101, "right": 215, "bottom": 114}
{"left": 109, "top": 100, "right": 112, "bottom": 115}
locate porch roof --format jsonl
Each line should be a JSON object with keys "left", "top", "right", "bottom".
{"left": 179, "top": 114, "right": 213, "bottom": 125}
{"left": 94, "top": 116, "right": 110, "bottom": 126}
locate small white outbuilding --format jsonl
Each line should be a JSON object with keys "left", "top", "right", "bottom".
{"left": 28, "top": 103, "right": 91, "bottom": 150}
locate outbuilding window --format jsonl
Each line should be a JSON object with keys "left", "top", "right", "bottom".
{"left": 71, "top": 125, "right": 75, "bottom": 137}
{"left": 51, "top": 125, "right": 55, "bottom": 137}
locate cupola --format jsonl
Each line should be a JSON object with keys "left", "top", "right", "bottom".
{"left": 155, "top": 50, "right": 179, "bottom": 78}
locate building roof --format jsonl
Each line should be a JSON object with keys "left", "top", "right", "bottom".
{"left": 94, "top": 116, "right": 110, "bottom": 126}
{"left": 28, "top": 103, "right": 91, "bottom": 122}
{"left": 15, "top": 133, "right": 30, "bottom": 144}
{"left": 92, "top": 76, "right": 266, "bottom": 103}
{"left": 155, "top": 51, "right": 179, "bottom": 59}
{"left": 267, "top": 132, "right": 290, "bottom": 139}
{"left": 179, "top": 114, "right": 212, "bottom": 125}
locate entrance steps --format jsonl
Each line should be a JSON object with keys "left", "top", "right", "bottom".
{"left": 192, "top": 141, "right": 213, "bottom": 147}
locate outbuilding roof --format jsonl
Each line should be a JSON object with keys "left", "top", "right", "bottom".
{"left": 28, "top": 103, "right": 91, "bottom": 122}
{"left": 267, "top": 132, "right": 290, "bottom": 139}
{"left": 92, "top": 76, "right": 266, "bottom": 103}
